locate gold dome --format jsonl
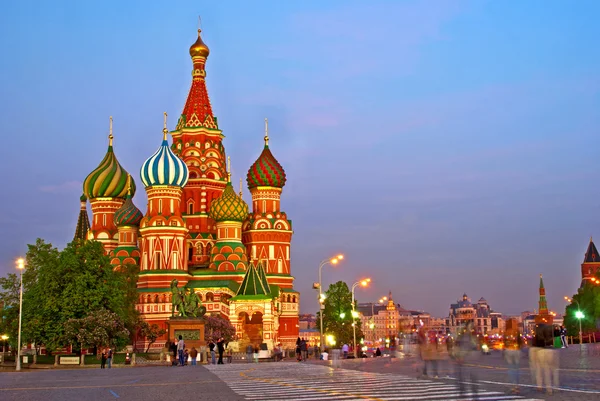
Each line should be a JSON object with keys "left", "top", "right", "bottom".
{"left": 189, "top": 29, "right": 210, "bottom": 58}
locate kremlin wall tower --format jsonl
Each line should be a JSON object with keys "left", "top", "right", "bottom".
{"left": 76, "top": 29, "right": 299, "bottom": 351}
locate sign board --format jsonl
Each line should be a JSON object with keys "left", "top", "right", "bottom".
{"left": 174, "top": 329, "right": 200, "bottom": 340}
{"left": 22, "top": 355, "right": 28, "bottom": 364}
{"left": 60, "top": 356, "right": 80, "bottom": 365}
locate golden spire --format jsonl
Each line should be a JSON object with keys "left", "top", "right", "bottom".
{"left": 591, "top": 236, "right": 594, "bottom": 242}
{"left": 227, "top": 156, "right": 231, "bottom": 182}
{"left": 264, "top": 117, "right": 269, "bottom": 146}
{"left": 126, "top": 175, "right": 132, "bottom": 197}
{"left": 162, "top": 112, "right": 168, "bottom": 140}
{"left": 540, "top": 273, "right": 543, "bottom": 279}
{"left": 108, "top": 116, "right": 114, "bottom": 146}
{"left": 239, "top": 178, "right": 243, "bottom": 196}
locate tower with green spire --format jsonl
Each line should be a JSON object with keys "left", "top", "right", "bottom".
{"left": 535, "top": 274, "right": 554, "bottom": 324}
{"left": 73, "top": 194, "right": 91, "bottom": 241}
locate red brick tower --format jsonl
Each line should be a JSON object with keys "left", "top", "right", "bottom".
{"left": 534, "top": 274, "right": 553, "bottom": 324}
{"left": 580, "top": 237, "right": 600, "bottom": 287}
{"left": 170, "top": 29, "right": 227, "bottom": 269}
{"left": 243, "top": 119, "right": 294, "bottom": 289}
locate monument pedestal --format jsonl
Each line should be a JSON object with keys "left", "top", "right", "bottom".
{"left": 167, "top": 318, "right": 206, "bottom": 349}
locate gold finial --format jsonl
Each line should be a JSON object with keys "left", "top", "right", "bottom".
{"left": 126, "top": 175, "right": 132, "bottom": 196}
{"left": 540, "top": 273, "right": 543, "bottom": 278}
{"left": 198, "top": 16, "right": 202, "bottom": 34}
{"left": 227, "top": 156, "right": 231, "bottom": 182}
{"left": 591, "top": 236, "right": 594, "bottom": 242}
{"left": 108, "top": 116, "right": 114, "bottom": 146}
{"left": 162, "top": 112, "right": 168, "bottom": 140}
{"left": 264, "top": 118, "right": 269, "bottom": 146}
{"left": 239, "top": 178, "right": 243, "bottom": 196}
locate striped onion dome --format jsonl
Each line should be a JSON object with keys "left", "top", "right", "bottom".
{"left": 114, "top": 193, "right": 143, "bottom": 227}
{"left": 247, "top": 136, "right": 286, "bottom": 189}
{"left": 83, "top": 136, "right": 136, "bottom": 199}
{"left": 209, "top": 181, "right": 249, "bottom": 222}
{"left": 140, "top": 130, "right": 189, "bottom": 188}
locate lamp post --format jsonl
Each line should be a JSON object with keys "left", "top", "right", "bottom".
{"left": 564, "top": 296, "right": 583, "bottom": 347}
{"left": 317, "top": 254, "right": 344, "bottom": 353}
{"left": 1, "top": 335, "right": 8, "bottom": 353}
{"left": 15, "top": 258, "right": 25, "bottom": 371}
{"left": 351, "top": 278, "right": 370, "bottom": 358}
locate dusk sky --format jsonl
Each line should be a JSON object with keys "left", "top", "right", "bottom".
{"left": 1, "top": 0, "right": 599, "bottom": 317}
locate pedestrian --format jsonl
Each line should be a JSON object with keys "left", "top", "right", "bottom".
{"left": 254, "top": 344, "right": 259, "bottom": 363}
{"left": 503, "top": 327, "right": 523, "bottom": 394}
{"left": 170, "top": 339, "right": 178, "bottom": 366}
{"left": 209, "top": 339, "right": 216, "bottom": 364}
{"left": 342, "top": 343, "right": 349, "bottom": 359}
{"left": 246, "top": 343, "right": 253, "bottom": 363}
{"left": 529, "top": 324, "right": 559, "bottom": 395}
{"left": 217, "top": 337, "right": 225, "bottom": 364}
{"left": 190, "top": 347, "right": 198, "bottom": 366}
{"left": 107, "top": 348, "right": 113, "bottom": 369}
{"left": 183, "top": 348, "right": 189, "bottom": 366}
{"left": 295, "top": 337, "right": 302, "bottom": 361}
{"left": 560, "top": 326, "right": 568, "bottom": 348}
{"left": 177, "top": 335, "right": 185, "bottom": 366}
{"left": 454, "top": 323, "right": 479, "bottom": 398}
{"left": 100, "top": 349, "right": 107, "bottom": 369}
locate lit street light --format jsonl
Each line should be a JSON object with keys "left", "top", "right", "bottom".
{"left": 564, "top": 296, "right": 584, "bottom": 347}
{"left": 1, "top": 334, "right": 8, "bottom": 353}
{"left": 317, "top": 254, "right": 344, "bottom": 353}
{"left": 16, "top": 258, "right": 25, "bottom": 371}
{"left": 351, "top": 278, "right": 370, "bottom": 358}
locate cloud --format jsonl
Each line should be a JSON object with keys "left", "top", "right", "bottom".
{"left": 39, "top": 181, "right": 81, "bottom": 193}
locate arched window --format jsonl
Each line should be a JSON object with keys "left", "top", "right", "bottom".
{"left": 154, "top": 295, "right": 159, "bottom": 303}
{"left": 197, "top": 243, "right": 204, "bottom": 256}
{"left": 206, "top": 292, "right": 214, "bottom": 302}
{"left": 188, "top": 203, "right": 194, "bottom": 214}
{"left": 287, "top": 295, "right": 291, "bottom": 303}
{"left": 292, "top": 295, "right": 296, "bottom": 303}
{"left": 206, "top": 243, "right": 212, "bottom": 256}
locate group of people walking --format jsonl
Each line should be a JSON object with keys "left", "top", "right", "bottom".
{"left": 167, "top": 336, "right": 226, "bottom": 366}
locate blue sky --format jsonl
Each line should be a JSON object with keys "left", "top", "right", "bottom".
{"left": 1, "top": 0, "right": 599, "bottom": 317}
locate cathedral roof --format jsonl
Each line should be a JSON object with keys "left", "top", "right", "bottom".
{"left": 73, "top": 194, "right": 90, "bottom": 241}
{"left": 583, "top": 237, "right": 600, "bottom": 263}
{"left": 175, "top": 29, "right": 218, "bottom": 130}
{"left": 235, "top": 262, "right": 271, "bottom": 298}
{"left": 114, "top": 192, "right": 143, "bottom": 227}
{"left": 209, "top": 181, "right": 249, "bottom": 222}
{"left": 141, "top": 119, "right": 189, "bottom": 188}
{"left": 247, "top": 119, "right": 286, "bottom": 189}
{"left": 83, "top": 118, "right": 136, "bottom": 199}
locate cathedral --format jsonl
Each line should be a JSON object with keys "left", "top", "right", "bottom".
{"left": 74, "top": 29, "right": 299, "bottom": 351}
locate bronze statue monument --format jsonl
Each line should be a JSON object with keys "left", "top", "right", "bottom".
{"left": 170, "top": 279, "right": 206, "bottom": 318}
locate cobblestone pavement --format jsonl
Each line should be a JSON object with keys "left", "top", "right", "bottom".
{"left": 207, "top": 362, "right": 543, "bottom": 400}
{"left": 302, "top": 345, "right": 600, "bottom": 401}
{"left": 0, "top": 365, "right": 241, "bottom": 401}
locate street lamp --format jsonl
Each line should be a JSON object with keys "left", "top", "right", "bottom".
{"left": 317, "top": 254, "right": 344, "bottom": 353}
{"left": 351, "top": 278, "right": 370, "bottom": 358}
{"left": 1, "top": 335, "right": 8, "bottom": 353}
{"left": 564, "top": 296, "right": 584, "bottom": 347}
{"left": 15, "top": 258, "right": 25, "bottom": 371}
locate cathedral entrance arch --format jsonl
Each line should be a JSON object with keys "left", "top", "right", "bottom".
{"left": 239, "top": 311, "right": 263, "bottom": 348}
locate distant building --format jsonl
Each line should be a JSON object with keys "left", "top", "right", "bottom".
{"left": 299, "top": 314, "right": 316, "bottom": 330}
{"left": 447, "top": 294, "right": 500, "bottom": 336}
{"left": 357, "top": 292, "right": 431, "bottom": 347}
{"left": 581, "top": 237, "right": 600, "bottom": 287}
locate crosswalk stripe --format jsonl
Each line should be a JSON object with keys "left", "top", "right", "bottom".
{"left": 205, "top": 363, "right": 543, "bottom": 401}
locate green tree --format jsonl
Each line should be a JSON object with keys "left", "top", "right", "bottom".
{"left": 317, "top": 281, "right": 363, "bottom": 347}
{"left": 138, "top": 319, "right": 167, "bottom": 352}
{"left": 0, "top": 273, "right": 20, "bottom": 349}
{"left": 64, "top": 309, "right": 130, "bottom": 351}
{"left": 564, "top": 279, "right": 600, "bottom": 337}
{"left": 204, "top": 314, "right": 236, "bottom": 343}
{"left": 18, "top": 239, "right": 138, "bottom": 353}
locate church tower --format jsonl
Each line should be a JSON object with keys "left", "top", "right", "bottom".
{"left": 82, "top": 117, "right": 135, "bottom": 253}
{"left": 170, "top": 29, "right": 227, "bottom": 269}
{"left": 73, "top": 194, "right": 91, "bottom": 241}
{"left": 208, "top": 158, "right": 250, "bottom": 271}
{"left": 580, "top": 237, "right": 600, "bottom": 286}
{"left": 243, "top": 119, "right": 293, "bottom": 288}
{"left": 138, "top": 113, "right": 190, "bottom": 272}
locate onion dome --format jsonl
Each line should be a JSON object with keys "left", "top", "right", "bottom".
{"left": 140, "top": 114, "right": 189, "bottom": 188}
{"left": 80, "top": 194, "right": 87, "bottom": 202}
{"left": 189, "top": 29, "right": 210, "bottom": 58}
{"left": 114, "top": 193, "right": 143, "bottom": 227}
{"left": 83, "top": 117, "right": 136, "bottom": 199}
{"left": 247, "top": 118, "right": 286, "bottom": 189}
{"left": 209, "top": 181, "right": 249, "bottom": 222}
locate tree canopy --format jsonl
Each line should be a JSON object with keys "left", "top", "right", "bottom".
{"left": 204, "top": 314, "right": 236, "bottom": 343}
{"left": 564, "top": 278, "right": 600, "bottom": 337}
{"left": 0, "top": 238, "right": 139, "bottom": 353}
{"left": 317, "top": 281, "right": 363, "bottom": 347}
